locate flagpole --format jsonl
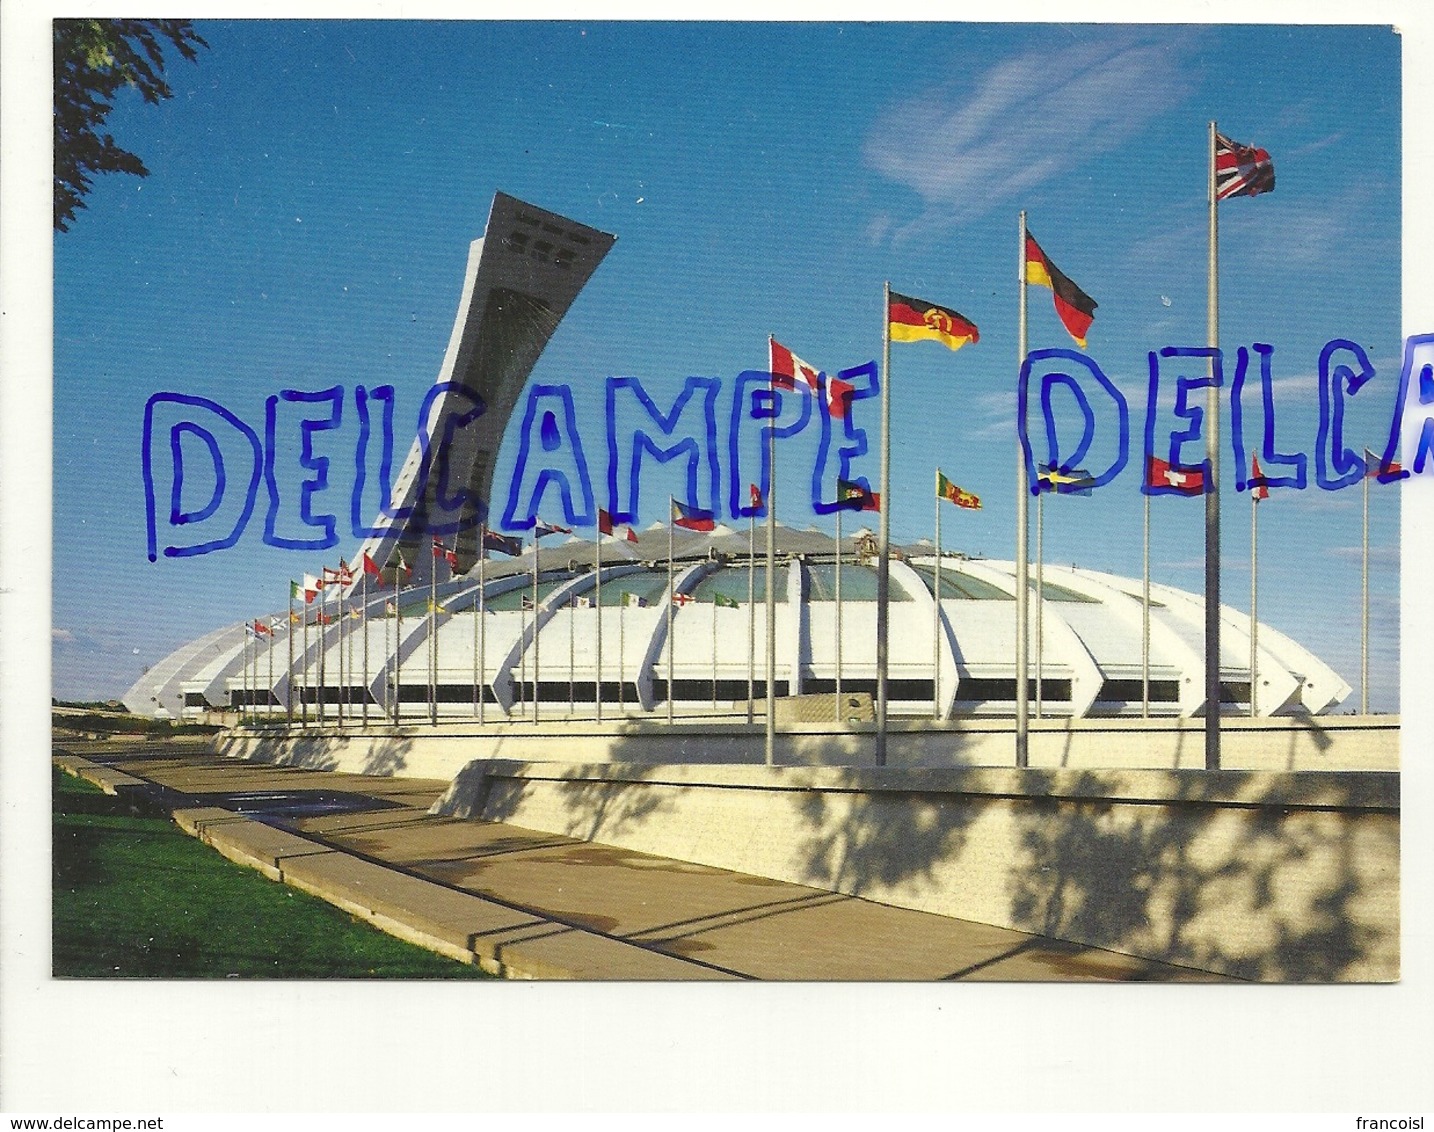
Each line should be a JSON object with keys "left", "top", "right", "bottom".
{"left": 766, "top": 363, "right": 778, "bottom": 765}
{"left": 337, "top": 574, "right": 346, "bottom": 729}
{"left": 241, "top": 625, "right": 249, "bottom": 727}
{"left": 319, "top": 595, "right": 329, "bottom": 728}
{"left": 287, "top": 588, "right": 295, "bottom": 728}
{"left": 933, "top": 471, "right": 941, "bottom": 721}
{"left": 668, "top": 496, "right": 676, "bottom": 728}
{"left": 1036, "top": 482, "right": 1044, "bottom": 719}
{"left": 712, "top": 594, "right": 719, "bottom": 712}
{"left": 478, "top": 525, "right": 487, "bottom": 724}
{"left": 302, "top": 600, "right": 310, "bottom": 729}
{"left": 1015, "top": 212, "right": 1031, "bottom": 767}
{"left": 1205, "top": 121, "right": 1223, "bottom": 770}
{"left": 569, "top": 590, "right": 576, "bottom": 716}
{"left": 1142, "top": 487, "right": 1151, "bottom": 718}
{"left": 532, "top": 532, "right": 541, "bottom": 725}
{"left": 360, "top": 572, "right": 369, "bottom": 727}
{"left": 747, "top": 508, "right": 755, "bottom": 725}
{"left": 393, "top": 565, "right": 402, "bottom": 725}
{"left": 876, "top": 282, "right": 892, "bottom": 767}
{"left": 339, "top": 595, "right": 348, "bottom": 729}
{"left": 429, "top": 545, "right": 437, "bottom": 725}
{"left": 1362, "top": 459, "right": 1370, "bottom": 714}
{"left": 834, "top": 502, "right": 843, "bottom": 724}
{"left": 595, "top": 518, "right": 604, "bottom": 723}
{"left": 267, "top": 620, "right": 275, "bottom": 725}
{"left": 1250, "top": 485, "right": 1260, "bottom": 718}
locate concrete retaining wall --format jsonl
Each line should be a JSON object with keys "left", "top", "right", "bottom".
{"left": 215, "top": 714, "right": 1399, "bottom": 781}
{"left": 431, "top": 759, "right": 1399, "bottom": 982}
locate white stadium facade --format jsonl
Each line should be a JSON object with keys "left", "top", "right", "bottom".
{"left": 124, "top": 193, "right": 1351, "bottom": 725}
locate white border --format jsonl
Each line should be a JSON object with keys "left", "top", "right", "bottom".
{"left": 4, "top": 0, "right": 1431, "bottom": 1115}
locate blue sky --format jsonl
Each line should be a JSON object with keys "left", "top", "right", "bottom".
{"left": 52, "top": 20, "right": 1404, "bottom": 706}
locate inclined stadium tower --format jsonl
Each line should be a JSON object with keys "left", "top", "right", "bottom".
{"left": 123, "top": 193, "right": 1351, "bottom": 724}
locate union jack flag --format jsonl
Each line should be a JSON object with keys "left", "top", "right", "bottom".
{"left": 1215, "top": 133, "right": 1275, "bottom": 200}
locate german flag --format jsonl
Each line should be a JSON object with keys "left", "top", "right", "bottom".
{"left": 1025, "top": 233, "right": 1097, "bottom": 348}
{"left": 936, "top": 470, "right": 981, "bottom": 510}
{"left": 888, "top": 292, "right": 979, "bottom": 352}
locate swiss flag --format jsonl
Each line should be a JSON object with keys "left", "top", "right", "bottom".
{"left": 1146, "top": 455, "right": 1204, "bottom": 495}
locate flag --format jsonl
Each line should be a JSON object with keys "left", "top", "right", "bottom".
{"left": 622, "top": 592, "right": 647, "bottom": 608}
{"left": 1365, "top": 448, "right": 1403, "bottom": 477}
{"left": 349, "top": 608, "right": 362, "bottom": 620}
{"left": 302, "top": 575, "right": 323, "bottom": 602}
{"left": 769, "top": 338, "right": 821, "bottom": 395}
{"left": 714, "top": 592, "right": 740, "bottom": 609}
{"left": 672, "top": 592, "right": 694, "bottom": 606}
{"left": 575, "top": 595, "right": 593, "bottom": 608}
{"left": 749, "top": 483, "right": 764, "bottom": 510}
{"left": 1250, "top": 455, "right": 1270, "bottom": 501}
{"left": 1147, "top": 455, "right": 1205, "bottom": 494}
{"left": 289, "top": 580, "right": 313, "bottom": 605}
{"left": 888, "top": 291, "right": 979, "bottom": 351}
{"left": 427, "top": 599, "right": 447, "bottom": 615}
{"left": 385, "top": 551, "right": 411, "bottom": 580}
{"left": 837, "top": 478, "right": 881, "bottom": 512}
{"left": 432, "top": 538, "right": 459, "bottom": 569}
{"left": 385, "top": 600, "right": 398, "bottom": 616}
{"left": 521, "top": 595, "right": 535, "bottom": 611}
{"left": 482, "top": 529, "right": 523, "bottom": 556}
{"left": 253, "top": 620, "right": 272, "bottom": 636}
{"left": 596, "top": 507, "right": 640, "bottom": 543}
{"left": 672, "top": 499, "right": 716, "bottom": 531}
{"left": 534, "top": 518, "right": 572, "bottom": 539}
{"left": 936, "top": 470, "right": 982, "bottom": 509}
{"left": 289, "top": 610, "right": 302, "bottom": 625}
{"left": 827, "top": 373, "right": 855, "bottom": 419}
{"left": 316, "top": 611, "right": 333, "bottom": 625}
{"left": 1024, "top": 233, "right": 1098, "bottom": 347}
{"left": 1037, "top": 464, "right": 1095, "bottom": 496}
{"left": 1215, "top": 133, "right": 1275, "bottom": 200}
{"left": 361, "top": 551, "right": 382, "bottom": 578}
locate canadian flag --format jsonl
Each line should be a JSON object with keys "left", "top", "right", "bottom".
{"left": 598, "top": 508, "right": 639, "bottom": 544}
{"left": 769, "top": 338, "right": 821, "bottom": 396}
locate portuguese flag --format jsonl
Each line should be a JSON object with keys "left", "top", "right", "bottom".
{"left": 837, "top": 478, "right": 880, "bottom": 512}
{"left": 936, "top": 470, "right": 981, "bottom": 510}
{"left": 1025, "top": 233, "right": 1097, "bottom": 348}
{"left": 888, "top": 292, "right": 979, "bottom": 352}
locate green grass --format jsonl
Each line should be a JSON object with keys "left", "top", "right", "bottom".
{"left": 52, "top": 769, "right": 491, "bottom": 979}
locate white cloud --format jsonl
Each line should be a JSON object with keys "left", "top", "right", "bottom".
{"left": 864, "top": 31, "right": 1200, "bottom": 238}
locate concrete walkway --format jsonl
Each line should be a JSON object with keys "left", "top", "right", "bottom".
{"left": 55, "top": 741, "right": 1228, "bottom": 982}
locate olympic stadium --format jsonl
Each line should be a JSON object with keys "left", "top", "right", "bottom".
{"left": 123, "top": 191, "right": 1351, "bottom": 729}
{"left": 125, "top": 527, "right": 1349, "bottom": 725}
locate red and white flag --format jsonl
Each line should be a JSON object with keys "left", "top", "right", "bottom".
{"left": 1250, "top": 455, "right": 1269, "bottom": 501}
{"left": 432, "top": 538, "right": 459, "bottom": 569}
{"left": 1146, "top": 455, "right": 1205, "bottom": 495}
{"left": 769, "top": 338, "right": 820, "bottom": 396}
